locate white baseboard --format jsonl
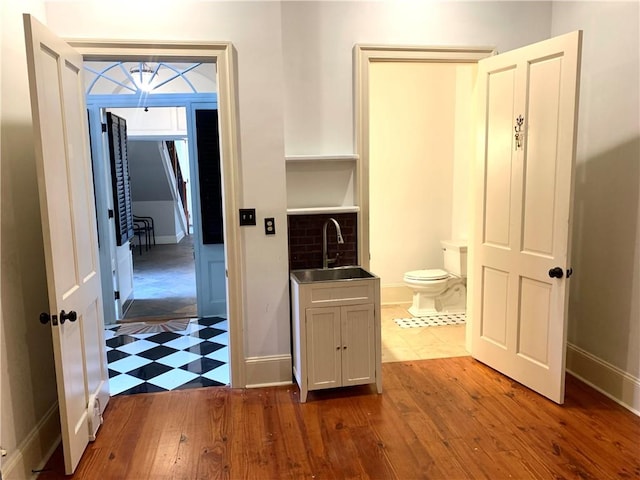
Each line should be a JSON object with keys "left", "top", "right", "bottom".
{"left": 244, "top": 354, "right": 293, "bottom": 388}
{"left": 566, "top": 342, "right": 640, "bottom": 416}
{"left": 155, "top": 234, "right": 182, "bottom": 245}
{"left": 381, "top": 284, "right": 412, "bottom": 305}
{"left": 2, "top": 403, "right": 60, "bottom": 480}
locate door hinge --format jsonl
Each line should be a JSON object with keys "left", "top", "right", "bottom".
{"left": 101, "top": 123, "right": 107, "bottom": 133}
{"left": 108, "top": 209, "right": 114, "bottom": 219}
{"left": 114, "top": 291, "right": 120, "bottom": 300}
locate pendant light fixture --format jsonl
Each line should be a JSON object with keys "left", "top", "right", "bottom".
{"left": 129, "top": 62, "right": 157, "bottom": 92}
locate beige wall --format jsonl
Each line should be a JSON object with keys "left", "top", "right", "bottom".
{"left": 551, "top": 1, "right": 639, "bottom": 406}
{"left": 369, "top": 63, "right": 476, "bottom": 293}
{"left": 451, "top": 65, "right": 477, "bottom": 241}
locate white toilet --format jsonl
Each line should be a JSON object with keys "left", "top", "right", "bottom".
{"left": 403, "top": 240, "right": 467, "bottom": 317}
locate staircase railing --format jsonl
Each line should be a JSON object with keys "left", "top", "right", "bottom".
{"left": 166, "top": 141, "right": 189, "bottom": 233}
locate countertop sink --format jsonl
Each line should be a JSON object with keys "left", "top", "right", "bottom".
{"left": 291, "top": 266, "right": 376, "bottom": 283}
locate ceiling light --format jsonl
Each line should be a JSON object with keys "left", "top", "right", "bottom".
{"left": 130, "top": 62, "right": 156, "bottom": 92}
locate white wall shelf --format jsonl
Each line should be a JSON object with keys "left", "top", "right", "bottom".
{"left": 285, "top": 154, "right": 359, "bottom": 163}
{"left": 286, "top": 155, "right": 358, "bottom": 211}
{"left": 287, "top": 206, "right": 360, "bottom": 215}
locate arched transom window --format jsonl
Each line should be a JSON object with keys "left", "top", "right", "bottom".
{"left": 84, "top": 61, "right": 217, "bottom": 95}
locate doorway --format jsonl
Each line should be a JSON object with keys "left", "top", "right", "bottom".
{"left": 354, "top": 46, "right": 494, "bottom": 363}
{"left": 371, "top": 61, "right": 475, "bottom": 363}
{"left": 105, "top": 107, "right": 196, "bottom": 322}
{"left": 75, "top": 47, "right": 242, "bottom": 393}
{"left": 89, "top": 97, "right": 230, "bottom": 394}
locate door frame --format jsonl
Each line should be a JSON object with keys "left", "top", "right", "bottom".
{"left": 353, "top": 45, "right": 495, "bottom": 350}
{"left": 72, "top": 40, "right": 245, "bottom": 387}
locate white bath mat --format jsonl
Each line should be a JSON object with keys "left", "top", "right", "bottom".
{"left": 394, "top": 313, "right": 466, "bottom": 328}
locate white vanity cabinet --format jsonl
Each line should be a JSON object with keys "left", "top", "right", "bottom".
{"left": 290, "top": 270, "right": 381, "bottom": 402}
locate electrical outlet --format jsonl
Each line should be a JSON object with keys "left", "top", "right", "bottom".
{"left": 264, "top": 217, "right": 276, "bottom": 235}
{"left": 239, "top": 208, "right": 256, "bottom": 226}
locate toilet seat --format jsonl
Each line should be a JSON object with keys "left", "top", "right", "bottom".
{"left": 404, "top": 268, "right": 449, "bottom": 282}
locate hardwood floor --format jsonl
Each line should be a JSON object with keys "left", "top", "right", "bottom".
{"left": 38, "top": 357, "right": 640, "bottom": 479}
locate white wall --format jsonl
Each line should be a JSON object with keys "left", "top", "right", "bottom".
{"left": 551, "top": 1, "right": 640, "bottom": 410}
{"left": 1, "top": 2, "right": 60, "bottom": 478}
{"left": 132, "top": 201, "right": 184, "bottom": 244}
{"left": 108, "top": 107, "right": 188, "bottom": 138}
{"left": 1, "top": 0, "right": 637, "bottom": 474}
{"left": 44, "top": 1, "right": 291, "bottom": 361}
{"left": 281, "top": 1, "right": 552, "bottom": 155}
{"left": 42, "top": 0, "right": 553, "bottom": 371}
{"left": 128, "top": 140, "right": 173, "bottom": 202}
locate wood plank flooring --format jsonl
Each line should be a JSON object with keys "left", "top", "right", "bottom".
{"left": 38, "top": 357, "right": 640, "bottom": 479}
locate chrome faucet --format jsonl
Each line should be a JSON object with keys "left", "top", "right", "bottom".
{"left": 322, "top": 218, "right": 345, "bottom": 269}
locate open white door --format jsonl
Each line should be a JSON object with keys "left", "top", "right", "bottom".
{"left": 23, "top": 14, "right": 110, "bottom": 473}
{"left": 191, "top": 105, "right": 227, "bottom": 317}
{"left": 469, "top": 31, "right": 582, "bottom": 404}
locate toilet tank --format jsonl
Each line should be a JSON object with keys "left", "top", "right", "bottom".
{"left": 441, "top": 240, "right": 468, "bottom": 276}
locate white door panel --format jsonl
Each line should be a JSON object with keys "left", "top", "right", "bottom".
{"left": 471, "top": 31, "right": 582, "bottom": 404}
{"left": 204, "top": 246, "right": 227, "bottom": 315}
{"left": 24, "top": 14, "right": 109, "bottom": 474}
{"left": 518, "top": 277, "right": 552, "bottom": 365}
{"left": 483, "top": 65, "right": 517, "bottom": 248}
{"left": 479, "top": 267, "right": 509, "bottom": 348}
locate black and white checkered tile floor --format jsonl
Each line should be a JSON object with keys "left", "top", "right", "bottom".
{"left": 105, "top": 317, "right": 229, "bottom": 396}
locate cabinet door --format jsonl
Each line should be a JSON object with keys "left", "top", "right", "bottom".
{"left": 306, "top": 307, "right": 342, "bottom": 390}
{"left": 341, "top": 304, "right": 376, "bottom": 386}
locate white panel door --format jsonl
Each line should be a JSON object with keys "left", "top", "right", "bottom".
{"left": 190, "top": 104, "right": 227, "bottom": 317}
{"left": 470, "top": 31, "right": 582, "bottom": 404}
{"left": 23, "top": 14, "right": 109, "bottom": 473}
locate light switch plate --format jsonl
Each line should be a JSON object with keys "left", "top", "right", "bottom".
{"left": 239, "top": 208, "right": 256, "bottom": 226}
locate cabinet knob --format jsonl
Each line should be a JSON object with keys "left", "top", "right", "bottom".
{"left": 336, "top": 346, "right": 341, "bottom": 350}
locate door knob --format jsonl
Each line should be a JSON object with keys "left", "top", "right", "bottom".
{"left": 59, "top": 310, "right": 77, "bottom": 324}
{"left": 548, "top": 267, "right": 564, "bottom": 279}
{"left": 40, "top": 312, "right": 58, "bottom": 326}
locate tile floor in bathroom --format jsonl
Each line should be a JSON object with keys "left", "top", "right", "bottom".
{"left": 380, "top": 304, "right": 469, "bottom": 363}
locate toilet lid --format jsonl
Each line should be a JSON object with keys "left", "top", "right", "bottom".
{"left": 405, "top": 269, "right": 449, "bottom": 281}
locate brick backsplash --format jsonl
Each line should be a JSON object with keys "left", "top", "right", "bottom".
{"left": 287, "top": 213, "right": 358, "bottom": 270}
